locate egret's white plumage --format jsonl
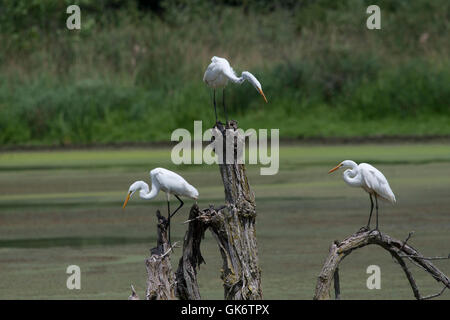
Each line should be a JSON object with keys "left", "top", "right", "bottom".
{"left": 203, "top": 56, "right": 267, "bottom": 102}
{"left": 359, "top": 163, "right": 396, "bottom": 203}
{"left": 122, "top": 167, "right": 199, "bottom": 243}
{"left": 328, "top": 160, "right": 396, "bottom": 229}
{"left": 123, "top": 168, "right": 199, "bottom": 207}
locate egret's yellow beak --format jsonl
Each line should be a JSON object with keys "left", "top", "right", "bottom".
{"left": 258, "top": 88, "right": 268, "bottom": 103}
{"left": 123, "top": 192, "right": 131, "bottom": 209}
{"left": 328, "top": 163, "right": 342, "bottom": 174}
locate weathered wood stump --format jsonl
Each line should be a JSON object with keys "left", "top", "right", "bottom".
{"left": 314, "top": 229, "right": 450, "bottom": 300}
{"left": 209, "top": 120, "right": 262, "bottom": 299}
{"left": 130, "top": 210, "right": 177, "bottom": 300}
{"left": 175, "top": 204, "right": 208, "bottom": 300}
{"left": 131, "top": 120, "right": 262, "bottom": 300}
{"left": 175, "top": 121, "right": 262, "bottom": 300}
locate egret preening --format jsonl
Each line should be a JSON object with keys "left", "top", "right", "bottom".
{"left": 122, "top": 167, "right": 199, "bottom": 243}
{"left": 203, "top": 56, "right": 268, "bottom": 123}
{"left": 328, "top": 160, "right": 396, "bottom": 230}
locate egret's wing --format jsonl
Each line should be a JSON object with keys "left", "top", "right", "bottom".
{"left": 203, "top": 62, "right": 217, "bottom": 83}
{"left": 150, "top": 168, "right": 163, "bottom": 190}
{"left": 203, "top": 57, "right": 231, "bottom": 87}
{"left": 151, "top": 167, "right": 192, "bottom": 197}
{"left": 360, "top": 163, "right": 396, "bottom": 203}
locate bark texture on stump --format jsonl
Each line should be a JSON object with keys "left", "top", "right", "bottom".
{"left": 175, "top": 205, "right": 208, "bottom": 300}
{"left": 143, "top": 211, "right": 177, "bottom": 300}
{"left": 208, "top": 204, "right": 261, "bottom": 300}
{"left": 208, "top": 121, "right": 262, "bottom": 300}
{"left": 314, "top": 229, "right": 450, "bottom": 300}
{"left": 175, "top": 121, "right": 262, "bottom": 300}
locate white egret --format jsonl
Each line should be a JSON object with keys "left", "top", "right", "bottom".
{"left": 328, "top": 160, "right": 396, "bottom": 230}
{"left": 203, "top": 56, "right": 268, "bottom": 123}
{"left": 122, "top": 167, "right": 199, "bottom": 243}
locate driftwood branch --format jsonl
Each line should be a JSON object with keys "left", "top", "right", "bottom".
{"left": 333, "top": 268, "right": 340, "bottom": 300}
{"left": 314, "top": 229, "right": 450, "bottom": 300}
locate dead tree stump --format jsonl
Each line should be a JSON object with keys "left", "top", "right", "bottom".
{"left": 208, "top": 120, "right": 262, "bottom": 299}
{"left": 130, "top": 120, "right": 262, "bottom": 300}
{"left": 175, "top": 121, "right": 262, "bottom": 300}
{"left": 130, "top": 210, "right": 177, "bottom": 300}
{"left": 175, "top": 205, "right": 208, "bottom": 300}
{"left": 314, "top": 229, "right": 450, "bottom": 300}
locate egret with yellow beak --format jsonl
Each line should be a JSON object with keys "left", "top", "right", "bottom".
{"left": 203, "top": 56, "right": 268, "bottom": 123}
{"left": 328, "top": 160, "right": 396, "bottom": 230}
{"left": 123, "top": 168, "right": 199, "bottom": 243}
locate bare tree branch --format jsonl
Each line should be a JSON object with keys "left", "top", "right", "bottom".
{"left": 421, "top": 286, "right": 447, "bottom": 300}
{"left": 334, "top": 268, "right": 341, "bottom": 300}
{"left": 314, "top": 229, "right": 450, "bottom": 300}
{"left": 128, "top": 285, "right": 140, "bottom": 300}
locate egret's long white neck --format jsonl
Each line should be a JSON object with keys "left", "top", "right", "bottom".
{"left": 227, "top": 72, "right": 245, "bottom": 84}
{"left": 140, "top": 182, "right": 159, "bottom": 200}
{"left": 131, "top": 181, "right": 159, "bottom": 200}
{"left": 227, "top": 71, "right": 250, "bottom": 85}
{"left": 342, "top": 161, "right": 362, "bottom": 187}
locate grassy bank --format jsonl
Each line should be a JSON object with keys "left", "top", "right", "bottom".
{"left": 0, "top": 0, "right": 449, "bottom": 146}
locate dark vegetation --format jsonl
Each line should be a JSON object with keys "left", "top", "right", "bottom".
{"left": 0, "top": 0, "right": 449, "bottom": 146}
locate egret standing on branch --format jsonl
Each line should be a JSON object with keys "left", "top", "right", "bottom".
{"left": 122, "top": 167, "right": 199, "bottom": 243}
{"left": 203, "top": 56, "right": 268, "bottom": 124}
{"left": 328, "top": 160, "right": 396, "bottom": 230}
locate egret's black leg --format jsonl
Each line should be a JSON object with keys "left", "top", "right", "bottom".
{"left": 167, "top": 200, "right": 171, "bottom": 245}
{"left": 169, "top": 195, "right": 184, "bottom": 219}
{"left": 366, "top": 194, "right": 374, "bottom": 229}
{"left": 375, "top": 194, "right": 379, "bottom": 230}
{"left": 223, "top": 88, "right": 228, "bottom": 125}
{"left": 213, "top": 89, "right": 218, "bottom": 124}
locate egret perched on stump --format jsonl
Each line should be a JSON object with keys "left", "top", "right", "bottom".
{"left": 122, "top": 167, "right": 199, "bottom": 243}
{"left": 203, "top": 56, "right": 268, "bottom": 123}
{"left": 328, "top": 160, "right": 396, "bottom": 230}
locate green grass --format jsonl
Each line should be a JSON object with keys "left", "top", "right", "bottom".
{"left": 0, "top": 0, "right": 449, "bottom": 146}
{"left": 0, "top": 144, "right": 449, "bottom": 299}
